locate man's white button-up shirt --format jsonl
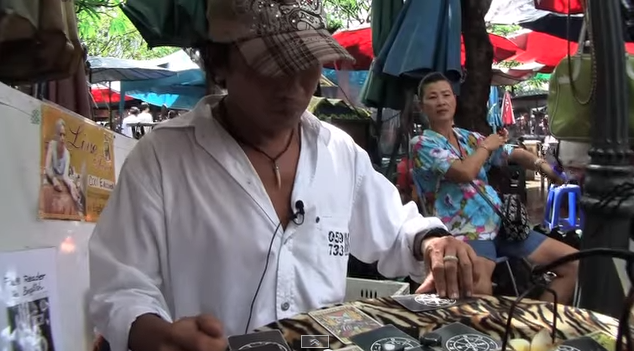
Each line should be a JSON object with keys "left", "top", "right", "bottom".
{"left": 88, "top": 96, "right": 447, "bottom": 351}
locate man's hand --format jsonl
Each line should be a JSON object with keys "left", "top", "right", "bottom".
{"left": 130, "top": 314, "right": 227, "bottom": 351}
{"left": 162, "top": 315, "right": 227, "bottom": 351}
{"left": 415, "top": 236, "right": 480, "bottom": 299}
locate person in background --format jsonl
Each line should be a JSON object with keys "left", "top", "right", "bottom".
{"left": 121, "top": 107, "right": 140, "bottom": 138}
{"left": 396, "top": 157, "right": 415, "bottom": 204}
{"left": 160, "top": 104, "right": 169, "bottom": 121}
{"left": 412, "top": 72, "right": 579, "bottom": 304}
{"left": 87, "top": 2, "right": 482, "bottom": 351}
{"left": 137, "top": 102, "right": 153, "bottom": 124}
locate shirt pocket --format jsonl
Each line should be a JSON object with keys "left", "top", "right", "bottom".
{"left": 316, "top": 216, "right": 351, "bottom": 271}
{"left": 315, "top": 215, "right": 350, "bottom": 305}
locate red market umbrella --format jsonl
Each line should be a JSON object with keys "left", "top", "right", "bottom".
{"left": 325, "top": 27, "right": 521, "bottom": 70}
{"left": 509, "top": 30, "right": 634, "bottom": 68}
{"left": 501, "top": 91, "right": 514, "bottom": 125}
{"left": 533, "top": 0, "right": 584, "bottom": 15}
{"left": 90, "top": 86, "right": 133, "bottom": 105}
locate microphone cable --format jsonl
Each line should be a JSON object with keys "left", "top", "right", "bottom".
{"left": 244, "top": 220, "right": 282, "bottom": 334}
{"left": 244, "top": 201, "right": 306, "bottom": 333}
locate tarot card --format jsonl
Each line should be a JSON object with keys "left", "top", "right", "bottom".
{"left": 228, "top": 330, "right": 290, "bottom": 351}
{"left": 558, "top": 336, "right": 609, "bottom": 351}
{"left": 427, "top": 322, "right": 500, "bottom": 351}
{"left": 309, "top": 305, "right": 383, "bottom": 344}
{"left": 392, "top": 294, "right": 475, "bottom": 313}
{"left": 350, "top": 324, "right": 421, "bottom": 351}
{"left": 585, "top": 331, "right": 616, "bottom": 351}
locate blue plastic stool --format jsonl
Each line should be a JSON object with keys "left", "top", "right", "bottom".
{"left": 543, "top": 184, "right": 584, "bottom": 231}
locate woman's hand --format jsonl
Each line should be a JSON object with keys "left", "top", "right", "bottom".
{"left": 415, "top": 236, "right": 481, "bottom": 299}
{"left": 481, "top": 134, "right": 506, "bottom": 152}
{"left": 540, "top": 163, "right": 566, "bottom": 185}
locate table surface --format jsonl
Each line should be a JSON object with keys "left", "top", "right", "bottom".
{"left": 257, "top": 296, "right": 620, "bottom": 350}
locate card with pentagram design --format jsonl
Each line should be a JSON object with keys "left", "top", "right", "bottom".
{"left": 393, "top": 294, "right": 475, "bottom": 312}
{"left": 425, "top": 322, "right": 500, "bottom": 351}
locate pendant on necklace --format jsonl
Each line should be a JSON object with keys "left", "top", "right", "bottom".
{"left": 273, "top": 162, "right": 281, "bottom": 189}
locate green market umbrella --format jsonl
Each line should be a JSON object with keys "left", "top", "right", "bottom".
{"left": 121, "top": 0, "right": 207, "bottom": 48}
{"left": 359, "top": 0, "right": 406, "bottom": 110}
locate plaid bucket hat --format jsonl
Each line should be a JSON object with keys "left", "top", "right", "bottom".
{"left": 207, "top": 0, "right": 355, "bottom": 76}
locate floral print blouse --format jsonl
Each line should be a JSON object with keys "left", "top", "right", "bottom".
{"left": 412, "top": 128, "right": 515, "bottom": 241}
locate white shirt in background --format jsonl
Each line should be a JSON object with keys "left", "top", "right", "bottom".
{"left": 88, "top": 96, "right": 446, "bottom": 351}
{"left": 137, "top": 112, "right": 153, "bottom": 124}
{"left": 120, "top": 115, "right": 138, "bottom": 138}
{"left": 137, "top": 112, "right": 154, "bottom": 134}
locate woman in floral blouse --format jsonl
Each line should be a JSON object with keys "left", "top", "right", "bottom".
{"left": 412, "top": 72, "right": 578, "bottom": 303}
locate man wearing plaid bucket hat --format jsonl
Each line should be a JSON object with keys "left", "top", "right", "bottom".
{"left": 88, "top": 0, "right": 482, "bottom": 350}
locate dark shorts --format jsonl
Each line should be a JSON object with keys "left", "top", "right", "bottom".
{"left": 465, "top": 231, "right": 548, "bottom": 262}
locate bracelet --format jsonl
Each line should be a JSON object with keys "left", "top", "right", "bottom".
{"left": 478, "top": 145, "right": 492, "bottom": 154}
{"left": 534, "top": 158, "right": 546, "bottom": 172}
{"left": 412, "top": 228, "right": 451, "bottom": 261}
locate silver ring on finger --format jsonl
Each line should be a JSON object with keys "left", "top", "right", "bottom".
{"left": 443, "top": 255, "right": 459, "bottom": 262}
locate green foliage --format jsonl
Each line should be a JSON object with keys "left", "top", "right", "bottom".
{"left": 75, "top": 0, "right": 177, "bottom": 59}
{"left": 323, "top": 0, "right": 371, "bottom": 29}
{"left": 76, "top": 0, "right": 362, "bottom": 58}
{"left": 488, "top": 24, "right": 522, "bottom": 37}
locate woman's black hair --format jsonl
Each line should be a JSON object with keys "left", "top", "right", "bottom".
{"left": 196, "top": 41, "right": 232, "bottom": 89}
{"left": 417, "top": 72, "right": 450, "bottom": 96}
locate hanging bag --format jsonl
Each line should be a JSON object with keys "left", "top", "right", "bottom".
{"left": 468, "top": 182, "right": 530, "bottom": 242}
{"left": 548, "top": 2, "right": 634, "bottom": 141}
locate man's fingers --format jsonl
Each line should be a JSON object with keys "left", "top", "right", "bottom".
{"left": 196, "top": 315, "right": 224, "bottom": 337}
{"left": 428, "top": 245, "right": 447, "bottom": 297}
{"left": 457, "top": 249, "right": 474, "bottom": 297}
{"left": 443, "top": 248, "right": 460, "bottom": 299}
{"left": 415, "top": 275, "right": 435, "bottom": 294}
{"left": 465, "top": 246, "right": 481, "bottom": 283}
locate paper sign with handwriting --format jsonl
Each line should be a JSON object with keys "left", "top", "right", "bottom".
{"left": 0, "top": 247, "right": 62, "bottom": 351}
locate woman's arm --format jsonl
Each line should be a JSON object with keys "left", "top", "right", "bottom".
{"left": 509, "top": 147, "right": 564, "bottom": 183}
{"left": 444, "top": 147, "right": 491, "bottom": 183}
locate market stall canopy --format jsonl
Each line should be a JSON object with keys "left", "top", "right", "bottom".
{"left": 486, "top": 0, "right": 584, "bottom": 41}
{"left": 91, "top": 85, "right": 133, "bottom": 105}
{"left": 87, "top": 56, "right": 177, "bottom": 83}
{"left": 508, "top": 30, "right": 634, "bottom": 69}
{"left": 328, "top": 27, "right": 521, "bottom": 71}
{"left": 534, "top": 0, "right": 584, "bottom": 14}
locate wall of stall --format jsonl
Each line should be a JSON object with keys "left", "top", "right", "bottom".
{"left": 0, "top": 82, "right": 137, "bottom": 351}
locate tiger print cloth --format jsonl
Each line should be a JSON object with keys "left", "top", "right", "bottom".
{"left": 256, "top": 296, "right": 620, "bottom": 350}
